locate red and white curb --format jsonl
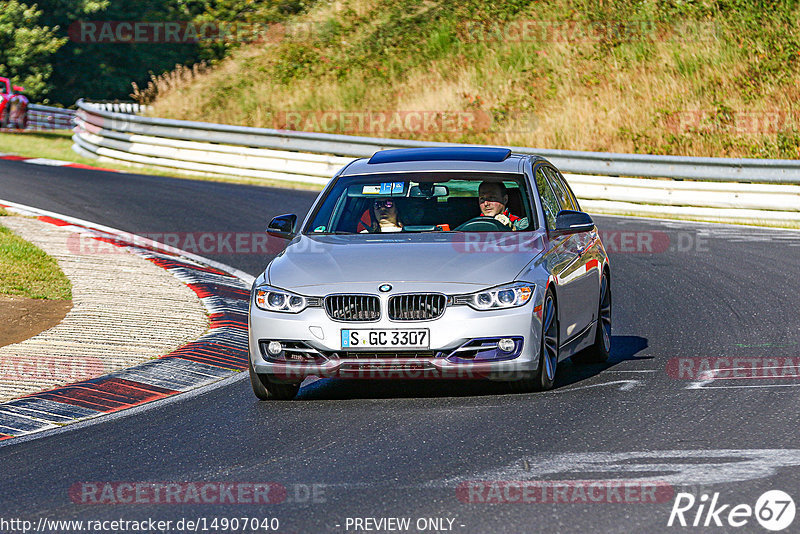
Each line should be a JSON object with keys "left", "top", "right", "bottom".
{"left": 0, "top": 199, "right": 256, "bottom": 441}
{"left": 0, "top": 153, "right": 120, "bottom": 173}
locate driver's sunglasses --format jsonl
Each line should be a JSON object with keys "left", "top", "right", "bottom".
{"left": 374, "top": 199, "right": 394, "bottom": 209}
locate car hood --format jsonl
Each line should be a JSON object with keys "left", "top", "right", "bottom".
{"left": 267, "top": 232, "right": 546, "bottom": 293}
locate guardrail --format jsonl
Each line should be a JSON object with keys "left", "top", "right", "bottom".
{"left": 72, "top": 99, "right": 800, "bottom": 224}
{"left": 26, "top": 104, "right": 75, "bottom": 130}
{"left": 24, "top": 102, "right": 146, "bottom": 131}
{"left": 79, "top": 101, "right": 149, "bottom": 114}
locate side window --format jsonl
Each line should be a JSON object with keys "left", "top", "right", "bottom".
{"left": 554, "top": 168, "right": 581, "bottom": 211}
{"left": 543, "top": 167, "right": 577, "bottom": 212}
{"left": 534, "top": 169, "right": 560, "bottom": 230}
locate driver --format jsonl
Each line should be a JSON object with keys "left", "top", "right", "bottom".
{"left": 478, "top": 181, "right": 527, "bottom": 230}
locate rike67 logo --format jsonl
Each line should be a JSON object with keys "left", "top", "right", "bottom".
{"left": 668, "top": 490, "right": 795, "bottom": 531}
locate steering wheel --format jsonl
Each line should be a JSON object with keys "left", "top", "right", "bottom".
{"left": 454, "top": 216, "right": 510, "bottom": 232}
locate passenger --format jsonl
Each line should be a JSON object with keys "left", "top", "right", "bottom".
{"left": 478, "top": 181, "right": 528, "bottom": 230}
{"left": 361, "top": 198, "right": 404, "bottom": 233}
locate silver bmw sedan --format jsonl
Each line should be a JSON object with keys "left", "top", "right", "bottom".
{"left": 248, "top": 147, "right": 611, "bottom": 399}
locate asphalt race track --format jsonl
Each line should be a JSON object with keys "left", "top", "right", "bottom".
{"left": 2, "top": 159, "right": 800, "bottom": 533}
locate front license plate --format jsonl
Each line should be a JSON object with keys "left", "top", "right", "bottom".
{"left": 341, "top": 329, "right": 429, "bottom": 349}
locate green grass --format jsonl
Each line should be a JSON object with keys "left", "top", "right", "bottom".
{"left": 0, "top": 130, "right": 77, "bottom": 161}
{"left": 141, "top": 0, "right": 800, "bottom": 160}
{"left": 0, "top": 223, "right": 72, "bottom": 300}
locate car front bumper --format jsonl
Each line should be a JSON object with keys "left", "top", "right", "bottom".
{"left": 248, "top": 292, "right": 544, "bottom": 383}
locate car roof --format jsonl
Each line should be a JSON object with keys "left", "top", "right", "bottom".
{"left": 340, "top": 148, "right": 545, "bottom": 176}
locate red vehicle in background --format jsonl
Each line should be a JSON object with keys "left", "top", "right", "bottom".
{"left": 0, "top": 77, "right": 29, "bottom": 129}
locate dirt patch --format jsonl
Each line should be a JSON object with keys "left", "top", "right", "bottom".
{"left": 0, "top": 296, "right": 72, "bottom": 348}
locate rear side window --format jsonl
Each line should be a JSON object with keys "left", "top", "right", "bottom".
{"left": 534, "top": 169, "right": 560, "bottom": 230}
{"left": 543, "top": 167, "right": 578, "bottom": 212}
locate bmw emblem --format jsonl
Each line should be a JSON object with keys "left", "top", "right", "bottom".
{"left": 379, "top": 284, "right": 392, "bottom": 293}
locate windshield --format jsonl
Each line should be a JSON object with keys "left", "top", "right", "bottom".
{"left": 305, "top": 172, "right": 536, "bottom": 234}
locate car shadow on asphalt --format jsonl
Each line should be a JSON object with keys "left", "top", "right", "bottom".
{"left": 552, "top": 334, "right": 651, "bottom": 390}
{"left": 294, "top": 335, "right": 650, "bottom": 400}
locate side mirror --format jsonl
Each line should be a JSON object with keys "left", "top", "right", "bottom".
{"left": 551, "top": 210, "right": 594, "bottom": 236}
{"left": 267, "top": 214, "right": 297, "bottom": 239}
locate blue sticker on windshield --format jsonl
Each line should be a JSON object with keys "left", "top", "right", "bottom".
{"left": 392, "top": 182, "right": 404, "bottom": 194}
{"left": 379, "top": 182, "right": 393, "bottom": 194}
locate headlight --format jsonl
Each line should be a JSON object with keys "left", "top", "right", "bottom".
{"left": 452, "top": 282, "right": 534, "bottom": 311}
{"left": 254, "top": 285, "right": 318, "bottom": 313}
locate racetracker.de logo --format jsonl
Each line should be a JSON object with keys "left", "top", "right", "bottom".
{"left": 0, "top": 356, "right": 104, "bottom": 382}
{"left": 664, "top": 110, "right": 800, "bottom": 135}
{"left": 450, "top": 231, "right": 675, "bottom": 254}
{"left": 66, "top": 232, "right": 300, "bottom": 255}
{"left": 271, "top": 362, "right": 537, "bottom": 381}
{"left": 456, "top": 480, "right": 674, "bottom": 503}
{"left": 68, "top": 21, "right": 292, "bottom": 44}
{"left": 459, "top": 19, "right": 719, "bottom": 43}
{"left": 451, "top": 233, "right": 546, "bottom": 254}
{"left": 666, "top": 357, "right": 800, "bottom": 380}
{"left": 270, "top": 110, "right": 493, "bottom": 135}
{"left": 69, "top": 482, "right": 287, "bottom": 505}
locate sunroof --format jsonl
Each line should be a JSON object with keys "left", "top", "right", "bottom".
{"left": 368, "top": 147, "right": 512, "bottom": 164}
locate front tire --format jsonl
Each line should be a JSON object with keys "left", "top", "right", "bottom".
{"left": 573, "top": 270, "right": 611, "bottom": 364}
{"left": 248, "top": 357, "right": 300, "bottom": 400}
{"left": 510, "top": 288, "right": 559, "bottom": 392}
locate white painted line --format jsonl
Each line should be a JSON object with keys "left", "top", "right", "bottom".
{"left": 556, "top": 379, "right": 641, "bottom": 392}
{"left": 690, "top": 383, "right": 800, "bottom": 389}
{"left": 427, "top": 449, "right": 800, "bottom": 487}
{"left": 23, "top": 158, "right": 71, "bottom": 166}
{"left": 685, "top": 378, "right": 716, "bottom": 389}
{"left": 685, "top": 365, "right": 800, "bottom": 389}
{"left": 710, "top": 375, "right": 800, "bottom": 381}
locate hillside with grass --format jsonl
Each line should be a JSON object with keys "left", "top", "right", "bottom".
{"left": 139, "top": 0, "right": 800, "bottom": 159}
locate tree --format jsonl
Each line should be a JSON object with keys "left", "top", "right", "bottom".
{"left": 33, "top": 0, "right": 200, "bottom": 105}
{"left": 0, "top": 1, "right": 66, "bottom": 99}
